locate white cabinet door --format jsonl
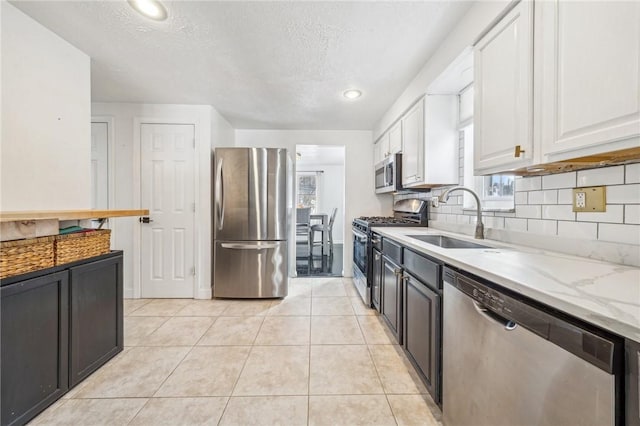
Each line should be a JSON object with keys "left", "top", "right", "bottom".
{"left": 374, "top": 132, "right": 389, "bottom": 165}
{"left": 402, "top": 99, "right": 425, "bottom": 186}
{"left": 537, "top": 0, "right": 640, "bottom": 161}
{"left": 389, "top": 121, "right": 403, "bottom": 154}
{"left": 474, "top": 1, "right": 534, "bottom": 174}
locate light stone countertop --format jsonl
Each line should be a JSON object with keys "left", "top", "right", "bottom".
{"left": 372, "top": 227, "right": 640, "bottom": 342}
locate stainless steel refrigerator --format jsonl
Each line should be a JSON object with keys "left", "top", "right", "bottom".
{"left": 213, "top": 147, "right": 288, "bottom": 298}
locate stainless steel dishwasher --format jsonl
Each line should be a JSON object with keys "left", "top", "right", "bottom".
{"left": 443, "top": 268, "right": 623, "bottom": 426}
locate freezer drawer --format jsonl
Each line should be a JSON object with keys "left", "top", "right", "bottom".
{"left": 213, "top": 241, "right": 288, "bottom": 298}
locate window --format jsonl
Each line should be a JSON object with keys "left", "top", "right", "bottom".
{"left": 296, "top": 172, "right": 319, "bottom": 212}
{"left": 461, "top": 123, "right": 515, "bottom": 212}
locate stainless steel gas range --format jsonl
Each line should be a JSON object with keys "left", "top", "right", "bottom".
{"left": 351, "top": 199, "right": 428, "bottom": 307}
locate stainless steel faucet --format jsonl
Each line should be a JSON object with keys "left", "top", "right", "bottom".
{"left": 437, "top": 186, "right": 485, "bottom": 239}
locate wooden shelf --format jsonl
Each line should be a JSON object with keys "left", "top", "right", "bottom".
{"left": 0, "top": 209, "right": 149, "bottom": 222}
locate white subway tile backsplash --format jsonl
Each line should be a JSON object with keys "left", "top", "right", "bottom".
{"left": 542, "top": 205, "right": 575, "bottom": 221}
{"left": 542, "top": 172, "right": 576, "bottom": 189}
{"left": 527, "top": 191, "right": 543, "bottom": 204}
{"left": 456, "top": 215, "right": 470, "bottom": 225}
{"left": 397, "top": 161, "right": 639, "bottom": 265}
{"left": 576, "top": 205, "right": 624, "bottom": 223}
{"left": 626, "top": 163, "right": 640, "bottom": 184}
{"left": 483, "top": 217, "right": 505, "bottom": 229}
{"left": 515, "top": 192, "right": 528, "bottom": 205}
{"left": 557, "top": 189, "right": 573, "bottom": 204}
{"left": 607, "top": 184, "right": 640, "bottom": 204}
{"left": 557, "top": 221, "right": 598, "bottom": 240}
{"left": 527, "top": 219, "right": 558, "bottom": 235}
{"left": 504, "top": 218, "right": 528, "bottom": 232}
{"left": 516, "top": 205, "right": 541, "bottom": 219}
{"left": 494, "top": 211, "right": 516, "bottom": 218}
{"left": 528, "top": 190, "right": 559, "bottom": 205}
{"left": 516, "top": 176, "right": 541, "bottom": 192}
{"left": 626, "top": 205, "right": 640, "bottom": 224}
{"left": 577, "top": 165, "right": 624, "bottom": 187}
{"left": 516, "top": 204, "right": 542, "bottom": 219}
{"left": 542, "top": 190, "right": 559, "bottom": 204}
{"left": 450, "top": 206, "right": 464, "bottom": 215}
{"left": 598, "top": 223, "right": 640, "bottom": 245}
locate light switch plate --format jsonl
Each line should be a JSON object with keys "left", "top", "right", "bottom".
{"left": 572, "top": 186, "right": 606, "bottom": 212}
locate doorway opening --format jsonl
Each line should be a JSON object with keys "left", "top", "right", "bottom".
{"left": 294, "top": 145, "right": 345, "bottom": 277}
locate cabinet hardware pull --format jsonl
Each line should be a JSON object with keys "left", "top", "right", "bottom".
{"left": 514, "top": 145, "right": 525, "bottom": 158}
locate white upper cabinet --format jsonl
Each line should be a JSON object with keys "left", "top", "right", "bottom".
{"left": 402, "top": 96, "right": 458, "bottom": 188}
{"left": 536, "top": 0, "right": 640, "bottom": 161}
{"left": 402, "top": 99, "right": 424, "bottom": 185}
{"left": 474, "top": 0, "right": 639, "bottom": 175}
{"left": 374, "top": 122, "right": 402, "bottom": 166}
{"left": 473, "top": 0, "right": 534, "bottom": 175}
{"left": 373, "top": 133, "right": 387, "bottom": 165}
{"left": 388, "top": 122, "right": 403, "bottom": 155}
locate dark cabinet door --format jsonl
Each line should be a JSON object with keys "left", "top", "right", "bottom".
{"left": 1, "top": 271, "right": 69, "bottom": 426}
{"left": 403, "top": 273, "right": 441, "bottom": 403}
{"left": 69, "top": 254, "right": 123, "bottom": 387}
{"left": 381, "top": 256, "right": 402, "bottom": 343}
{"left": 371, "top": 248, "right": 383, "bottom": 312}
{"left": 628, "top": 339, "right": 640, "bottom": 426}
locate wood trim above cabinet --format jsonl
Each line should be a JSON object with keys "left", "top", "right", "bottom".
{"left": 0, "top": 209, "right": 149, "bottom": 222}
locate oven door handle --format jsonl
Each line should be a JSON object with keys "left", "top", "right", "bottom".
{"left": 352, "top": 229, "right": 367, "bottom": 240}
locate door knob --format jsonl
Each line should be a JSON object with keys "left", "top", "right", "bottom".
{"left": 514, "top": 145, "right": 525, "bottom": 158}
{"left": 139, "top": 217, "right": 153, "bottom": 223}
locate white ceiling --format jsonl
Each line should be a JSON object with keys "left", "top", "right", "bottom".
{"left": 296, "top": 145, "right": 345, "bottom": 167}
{"left": 10, "top": 0, "right": 473, "bottom": 130}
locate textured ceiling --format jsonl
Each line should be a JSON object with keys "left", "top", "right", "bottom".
{"left": 11, "top": 1, "right": 473, "bottom": 130}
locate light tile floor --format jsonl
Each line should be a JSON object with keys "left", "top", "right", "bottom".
{"left": 30, "top": 277, "right": 442, "bottom": 426}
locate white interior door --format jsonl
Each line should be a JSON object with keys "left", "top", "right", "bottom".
{"left": 90, "top": 122, "right": 109, "bottom": 210}
{"left": 140, "top": 123, "right": 195, "bottom": 298}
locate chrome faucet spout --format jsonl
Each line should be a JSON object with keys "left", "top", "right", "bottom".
{"left": 437, "top": 186, "right": 485, "bottom": 239}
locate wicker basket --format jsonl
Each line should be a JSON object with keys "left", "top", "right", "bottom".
{"left": 0, "top": 236, "right": 56, "bottom": 279}
{"left": 55, "top": 229, "right": 111, "bottom": 265}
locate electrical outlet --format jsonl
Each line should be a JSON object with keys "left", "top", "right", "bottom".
{"left": 572, "top": 186, "right": 606, "bottom": 212}
{"left": 431, "top": 196, "right": 439, "bottom": 208}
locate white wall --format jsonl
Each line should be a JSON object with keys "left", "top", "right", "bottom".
{"left": 1, "top": 2, "right": 91, "bottom": 210}
{"left": 297, "top": 164, "right": 345, "bottom": 243}
{"left": 373, "top": 0, "right": 510, "bottom": 140}
{"left": 91, "top": 102, "right": 234, "bottom": 298}
{"left": 235, "top": 129, "right": 391, "bottom": 277}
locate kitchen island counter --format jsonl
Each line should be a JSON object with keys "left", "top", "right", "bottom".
{"left": 373, "top": 227, "right": 640, "bottom": 341}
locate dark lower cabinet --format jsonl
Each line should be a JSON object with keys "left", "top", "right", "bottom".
{"left": 371, "top": 248, "right": 382, "bottom": 312}
{"left": 1, "top": 272, "right": 69, "bottom": 426}
{"left": 403, "top": 273, "right": 441, "bottom": 403}
{"left": 381, "top": 255, "right": 402, "bottom": 343}
{"left": 0, "top": 251, "right": 123, "bottom": 426}
{"left": 628, "top": 339, "right": 640, "bottom": 426}
{"left": 69, "top": 256, "right": 123, "bottom": 387}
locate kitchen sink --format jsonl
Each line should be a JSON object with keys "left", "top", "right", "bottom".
{"left": 407, "top": 235, "right": 491, "bottom": 249}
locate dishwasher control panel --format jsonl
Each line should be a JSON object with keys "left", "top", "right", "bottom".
{"left": 445, "top": 267, "right": 619, "bottom": 375}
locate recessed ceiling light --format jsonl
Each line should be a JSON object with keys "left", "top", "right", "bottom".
{"left": 128, "top": 0, "right": 168, "bottom": 21}
{"left": 343, "top": 89, "right": 362, "bottom": 100}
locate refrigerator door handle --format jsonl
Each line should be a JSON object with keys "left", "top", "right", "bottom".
{"left": 215, "top": 157, "right": 225, "bottom": 230}
{"left": 221, "top": 242, "right": 279, "bottom": 250}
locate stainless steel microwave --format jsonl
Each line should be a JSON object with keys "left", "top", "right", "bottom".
{"left": 374, "top": 154, "right": 402, "bottom": 194}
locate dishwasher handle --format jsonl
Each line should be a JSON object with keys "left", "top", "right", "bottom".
{"left": 473, "top": 301, "right": 517, "bottom": 331}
